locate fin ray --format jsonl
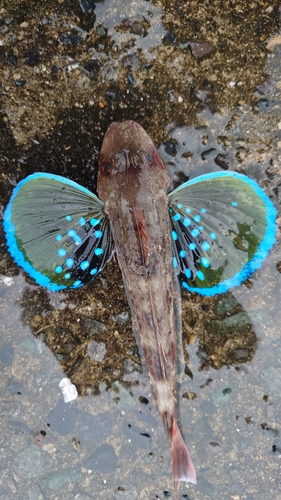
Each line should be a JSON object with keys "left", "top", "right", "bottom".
{"left": 3, "top": 173, "right": 112, "bottom": 291}
{"left": 170, "top": 416, "right": 196, "bottom": 500}
{"left": 168, "top": 171, "right": 276, "bottom": 295}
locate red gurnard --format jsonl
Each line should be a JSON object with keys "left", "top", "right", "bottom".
{"left": 3, "top": 121, "right": 276, "bottom": 499}
{"left": 97, "top": 121, "right": 197, "bottom": 496}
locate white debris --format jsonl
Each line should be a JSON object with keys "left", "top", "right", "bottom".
{"left": 229, "top": 81, "right": 236, "bottom": 87}
{"left": 1, "top": 276, "right": 14, "bottom": 286}
{"left": 67, "top": 63, "right": 79, "bottom": 72}
{"left": 59, "top": 377, "right": 78, "bottom": 403}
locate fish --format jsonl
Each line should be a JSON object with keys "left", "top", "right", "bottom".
{"left": 3, "top": 120, "right": 276, "bottom": 499}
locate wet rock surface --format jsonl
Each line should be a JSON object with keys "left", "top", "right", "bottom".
{"left": 11, "top": 445, "right": 54, "bottom": 478}
{"left": 0, "top": 1, "right": 281, "bottom": 499}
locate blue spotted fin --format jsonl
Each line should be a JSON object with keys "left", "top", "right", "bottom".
{"left": 168, "top": 171, "right": 276, "bottom": 296}
{"left": 3, "top": 173, "right": 112, "bottom": 291}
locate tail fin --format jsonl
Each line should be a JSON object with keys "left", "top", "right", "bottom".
{"left": 170, "top": 416, "right": 196, "bottom": 499}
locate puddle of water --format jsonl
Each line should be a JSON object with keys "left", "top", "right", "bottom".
{"left": 94, "top": 0, "right": 165, "bottom": 55}
{"left": 1, "top": 0, "right": 281, "bottom": 499}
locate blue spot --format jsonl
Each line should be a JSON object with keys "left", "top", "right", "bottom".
{"left": 231, "top": 201, "right": 238, "bottom": 207}
{"left": 182, "top": 281, "right": 188, "bottom": 289}
{"left": 194, "top": 215, "right": 201, "bottom": 223}
{"left": 173, "top": 257, "right": 178, "bottom": 268}
{"left": 201, "top": 257, "right": 210, "bottom": 268}
{"left": 80, "top": 261, "right": 89, "bottom": 271}
{"left": 172, "top": 231, "right": 178, "bottom": 241}
{"left": 197, "top": 270, "right": 205, "bottom": 281}
{"left": 179, "top": 250, "right": 186, "bottom": 258}
{"left": 173, "top": 213, "right": 181, "bottom": 221}
{"left": 202, "top": 241, "right": 210, "bottom": 251}
{"left": 210, "top": 232, "right": 217, "bottom": 240}
{"left": 198, "top": 225, "right": 204, "bottom": 231}
{"left": 90, "top": 218, "right": 100, "bottom": 227}
{"left": 185, "top": 208, "right": 191, "bottom": 213}
{"left": 177, "top": 203, "right": 182, "bottom": 209}
{"left": 79, "top": 217, "right": 86, "bottom": 226}
{"left": 56, "top": 234, "right": 62, "bottom": 241}
{"left": 183, "top": 218, "right": 191, "bottom": 227}
{"left": 189, "top": 242, "right": 196, "bottom": 251}
{"left": 169, "top": 208, "right": 173, "bottom": 213}
{"left": 55, "top": 266, "right": 63, "bottom": 274}
{"left": 75, "top": 235, "right": 82, "bottom": 244}
{"left": 73, "top": 280, "right": 81, "bottom": 287}
{"left": 94, "top": 230, "right": 103, "bottom": 238}
{"left": 191, "top": 229, "right": 199, "bottom": 237}
{"left": 68, "top": 229, "right": 82, "bottom": 245}
{"left": 66, "top": 258, "right": 74, "bottom": 268}
{"left": 94, "top": 248, "right": 103, "bottom": 256}
{"left": 66, "top": 215, "right": 72, "bottom": 221}
{"left": 58, "top": 248, "right": 67, "bottom": 257}
{"left": 90, "top": 268, "right": 97, "bottom": 276}
{"left": 201, "top": 208, "right": 207, "bottom": 213}
{"left": 185, "top": 268, "right": 191, "bottom": 278}
{"left": 64, "top": 273, "right": 71, "bottom": 279}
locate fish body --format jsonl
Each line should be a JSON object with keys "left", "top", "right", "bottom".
{"left": 98, "top": 121, "right": 196, "bottom": 493}
{"left": 3, "top": 121, "right": 277, "bottom": 499}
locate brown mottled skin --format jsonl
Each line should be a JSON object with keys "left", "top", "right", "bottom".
{"left": 97, "top": 121, "right": 196, "bottom": 498}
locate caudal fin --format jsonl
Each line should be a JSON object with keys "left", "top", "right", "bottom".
{"left": 170, "top": 416, "right": 196, "bottom": 500}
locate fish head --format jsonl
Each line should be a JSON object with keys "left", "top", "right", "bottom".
{"left": 97, "top": 120, "right": 170, "bottom": 203}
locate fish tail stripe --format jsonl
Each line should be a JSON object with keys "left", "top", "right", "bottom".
{"left": 170, "top": 415, "right": 196, "bottom": 489}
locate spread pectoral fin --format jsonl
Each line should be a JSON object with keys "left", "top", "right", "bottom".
{"left": 3, "top": 173, "right": 112, "bottom": 291}
{"left": 168, "top": 171, "right": 276, "bottom": 296}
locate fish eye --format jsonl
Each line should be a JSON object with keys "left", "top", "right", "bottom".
{"left": 107, "top": 163, "right": 111, "bottom": 172}
{"left": 147, "top": 155, "right": 152, "bottom": 166}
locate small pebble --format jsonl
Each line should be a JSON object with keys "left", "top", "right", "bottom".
{"left": 189, "top": 41, "right": 215, "bottom": 60}
{"left": 84, "top": 59, "right": 99, "bottom": 72}
{"left": 25, "top": 49, "right": 40, "bottom": 67}
{"left": 112, "top": 311, "right": 129, "bottom": 324}
{"left": 97, "top": 25, "right": 106, "bottom": 36}
{"left": 42, "top": 443, "right": 56, "bottom": 453}
{"left": 7, "top": 52, "right": 17, "bottom": 67}
{"left": 19, "top": 21, "right": 29, "bottom": 28}
{"left": 214, "top": 153, "right": 230, "bottom": 170}
{"left": 14, "top": 79, "right": 26, "bottom": 86}
{"left": 87, "top": 340, "right": 106, "bottom": 362}
{"left": 80, "top": 0, "right": 96, "bottom": 13}
{"left": 60, "top": 34, "right": 81, "bottom": 45}
{"left": 85, "top": 444, "right": 117, "bottom": 473}
{"left": 189, "top": 333, "right": 197, "bottom": 344}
